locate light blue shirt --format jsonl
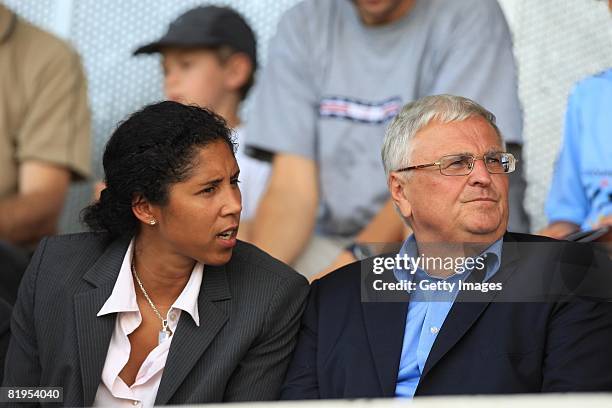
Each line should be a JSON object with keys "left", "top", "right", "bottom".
{"left": 394, "top": 235, "right": 503, "bottom": 398}
{"left": 545, "top": 69, "right": 612, "bottom": 230}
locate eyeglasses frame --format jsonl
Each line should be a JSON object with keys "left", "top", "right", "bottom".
{"left": 394, "top": 152, "right": 518, "bottom": 176}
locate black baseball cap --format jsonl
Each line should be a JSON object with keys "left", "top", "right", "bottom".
{"left": 133, "top": 6, "right": 257, "bottom": 66}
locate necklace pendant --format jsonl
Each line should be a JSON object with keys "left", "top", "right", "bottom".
{"left": 158, "top": 319, "right": 172, "bottom": 344}
{"left": 158, "top": 328, "right": 171, "bottom": 344}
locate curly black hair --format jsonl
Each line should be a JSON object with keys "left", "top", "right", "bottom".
{"left": 82, "top": 101, "right": 236, "bottom": 238}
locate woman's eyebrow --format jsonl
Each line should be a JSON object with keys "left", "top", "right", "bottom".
{"left": 200, "top": 178, "right": 222, "bottom": 186}
{"left": 200, "top": 170, "right": 241, "bottom": 186}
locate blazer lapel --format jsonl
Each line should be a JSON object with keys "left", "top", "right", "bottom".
{"left": 420, "top": 234, "right": 521, "bottom": 380}
{"left": 361, "top": 262, "right": 410, "bottom": 397}
{"left": 155, "top": 263, "right": 231, "bottom": 405}
{"left": 362, "top": 301, "right": 409, "bottom": 396}
{"left": 74, "top": 236, "right": 130, "bottom": 406}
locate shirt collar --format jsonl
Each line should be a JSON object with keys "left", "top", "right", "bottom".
{"left": 172, "top": 262, "right": 202, "bottom": 326}
{"left": 97, "top": 239, "right": 203, "bottom": 326}
{"left": 480, "top": 238, "right": 503, "bottom": 282}
{"left": 97, "top": 240, "right": 139, "bottom": 316}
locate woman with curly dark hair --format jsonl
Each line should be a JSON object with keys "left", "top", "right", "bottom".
{"left": 2, "top": 101, "right": 309, "bottom": 407}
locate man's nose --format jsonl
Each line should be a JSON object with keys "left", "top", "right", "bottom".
{"left": 467, "top": 158, "right": 493, "bottom": 186}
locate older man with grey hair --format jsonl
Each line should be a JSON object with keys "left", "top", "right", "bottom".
{"left": 280, "top": 94, "right": 612, "bottom": 400}
{"left": 382, "top": 94, "right": 512, "bottom": 249}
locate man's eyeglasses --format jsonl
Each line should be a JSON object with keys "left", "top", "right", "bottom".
{"left": 394, "top": 152, "right": 517, "bottom": 176}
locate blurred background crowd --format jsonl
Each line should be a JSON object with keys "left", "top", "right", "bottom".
{"left": 1, "top": 0, "right": 611, "bottom": 286}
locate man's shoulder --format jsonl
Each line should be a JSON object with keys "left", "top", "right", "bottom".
{"left": 502, "top": 232, "right": 612, "bottom": 300}
{"left": 503, "top": 231, "right": 603, "bottom": 251}
{"left": 313, "top": 257, "right": 385, "bottom": 300}
{"left": 504, "top": 231, "right": 560, "bottom": 244}
{"left": 315, "top": 258, "right": 362, "bottom": 287}
{"left": 503, "top": 231, "right": 588, "bottom": 262}
{"left": 578, "top": 68, "right": 612, "bottom": 86}
{"left": 282, "top": 0, "right": 336, "bottom": 21}
{"left": 277, "top": 0, "right": 343, "bottom": 38}
{"left": 311, "top": 256, "right": 409, "bottom": 311}
{"left": 12, "top": 14, "right": 78, "bottom": 61}
{"left": 427, "top": 0, "right": 503, "bottom": 18}
{"left": 423, "top": 0, "right": 508, "bottom": 39}
{"left": 571, "top": 69, "right": 612, "bottom": 102}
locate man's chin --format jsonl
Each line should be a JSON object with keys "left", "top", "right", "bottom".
{"left": 462, "top": 217, "right": 505, "bottom": 237}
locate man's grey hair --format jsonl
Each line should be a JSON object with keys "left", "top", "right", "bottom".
{"left": 381, "top": 94, "right": 505, "bottom": 177}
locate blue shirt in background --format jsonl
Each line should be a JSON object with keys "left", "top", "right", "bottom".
{"left": 546, "top": 69, "right": 612, "bottom": 230}
{"left": 393, "top": 235, "right": 503, "bottom": 397}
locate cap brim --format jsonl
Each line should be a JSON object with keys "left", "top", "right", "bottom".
{"left": 133, "top": 37, "right": 227, "bottom": 56}
{"left": 133, "top": 41, "right": 167, "bottom": 55}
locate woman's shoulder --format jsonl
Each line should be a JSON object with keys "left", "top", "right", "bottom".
{"left": 31, "top": 232, "right": 122, "bottom": 283}
{"left": 38, "top": 232, "right": 116, "bottom": 258}
{"left": 228, "top": 241, "right": 308, "bottom": 290}
{"left": 224, "top": 241, "right": 310, "bottom": 319}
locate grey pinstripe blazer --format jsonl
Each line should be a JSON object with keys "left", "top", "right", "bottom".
{"left": 2, "top": 232, "right": 309, "bottom": 406}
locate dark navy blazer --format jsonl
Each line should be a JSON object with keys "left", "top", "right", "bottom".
{"left": 281, "top": 232, "right": 612, "bottom": 399}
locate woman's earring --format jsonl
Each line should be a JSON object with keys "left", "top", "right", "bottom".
{"left": 149, "top": 219, "right": 157, "bottom": 226}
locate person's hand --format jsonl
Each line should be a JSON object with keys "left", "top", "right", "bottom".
{"left": 310, "top": 250, "right": 356, "bottom": 282}
{"left": 592, "top": 215, "right": 612, "bottom": 246}
{"left": 537, "top": 222, "right": 580, "bottom": 239}
{"left": 593, "top": 215, "right": 612, "bottom": 229}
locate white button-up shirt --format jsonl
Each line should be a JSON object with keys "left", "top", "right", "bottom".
{"left": 93, "top": 240, "right": 203, "bottom": 407}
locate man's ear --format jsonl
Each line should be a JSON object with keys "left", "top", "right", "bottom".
{"left": 223, "top": 53, "right": 252, "bottom": 93}
{"left": 131, "top": 194, "right": 159, "bottom": 226}
{"left": 388, "top": 172, "right": 412, "bottom": 219}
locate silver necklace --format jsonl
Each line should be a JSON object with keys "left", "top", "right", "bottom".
{"left": 131, "top": 260, "right": 172, "bottom": 344}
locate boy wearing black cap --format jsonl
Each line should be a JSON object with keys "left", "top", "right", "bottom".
{"left": 134, "top": 6, "right": 270, "bottom": 237}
